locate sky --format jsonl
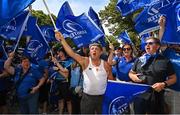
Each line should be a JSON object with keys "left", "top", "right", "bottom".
{"left": 32, "top": 0, "right": 111, "bottom": 35}
{"left": 32, "top": 0, "right": 110, "bottom": 16}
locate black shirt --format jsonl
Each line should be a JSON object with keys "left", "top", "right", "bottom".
{"left": 132, "top": 54, "right": 175, "bottom": 85}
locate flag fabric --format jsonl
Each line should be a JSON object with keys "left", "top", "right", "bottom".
{"left": 0, "top": 40, "right": 7, "bottom": 60}
{"left": 140, "top": 33, "right": 150, "bottom": 51}
{"left": 176, "top": 3, "right": 180, "bottom": 32}
{"left": 88, "top": 7, "right": 106, "bottom": 47}
{"left": 0, "top": 0, "right": 35, "bottom": 26}
{"left": 134, "top": 0, "right": 174, "bottom": 36}
{"left": 116, "top": 0, "right": 153, "bottom": 16}
{"left": 0, "top": 11, "right": 30, "bottom": 41}
{"left": 23, "top": 16, "right": 50, "bottom": 64}
{"left": 40, "top": 25, "right": 57, "bottom": 42}
{"left": 118, "top": 31, "right": 132, "bottom": 44}
{"left": 159, "top": 2, "right": 180, "bottom": 44}
{"left": 56, "top": 1, "right": 74, "bottom": 18}
{"left": 88, "top": 7, "right": 104, "bottom": 33}
{"left": 102, "top": 80, "right": 150, "bottom": 114}
{"left": 56, "top": 2, "right": 104, "bottom": 47}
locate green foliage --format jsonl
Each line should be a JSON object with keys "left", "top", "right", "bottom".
{"left": 99, "top": 0, "right": 142, "bottom": 49}
{"left": 31, "top": 10, "right": 57, "bottom": 26}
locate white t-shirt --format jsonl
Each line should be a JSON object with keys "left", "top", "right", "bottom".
{"left": 83, "top": 57, "right": 108, "bottom": 95}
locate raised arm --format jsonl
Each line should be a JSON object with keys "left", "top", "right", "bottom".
{"left": 104, "top": 61, "right": 115, "bottom": 80}
{"left": 55, "top": 31, "right": 87, "bottom": 69}
{"left": 4, "top": 52, "right": 15, "bottom": 75}
{"left": 52, "top": 56, "right": 69, "bottom": 78}
{"left": 158, "top": 16, "right": 166, "bottom": 40}
{"left": 108, "top": 43, "right": 117, "bottom": 66}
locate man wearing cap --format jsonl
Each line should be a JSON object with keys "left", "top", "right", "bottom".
{"left": 4, "top": 52, "right": 45, "bottom": 114}
{"left": 55, "top": 31, "right": 114, "bottom": 114}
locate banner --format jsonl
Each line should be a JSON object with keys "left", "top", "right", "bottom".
{"left": 23, "top": 17, "right": 50, "bottom": 63}
{"left": 116, "top": 0, "right": 153, "bottom": 16}
{"left": 56, "top": 2, "right": 104, "bottom": 47}
{"left": 134, "top": 0, "right": 174, "bottom": 36}
{"left": 0, "top": 0, "right": 35, "bottom": 26}
{"left": 103, "top": 80, "right": 150, "bottom": 114}
{"left": 0, "top": 11, "right": 30, "bottom": 41}
{"left": 118, "top": 30, "right": 132, "bottom": 44}
{"left": 40, "top": 25, "right": 56, "bottom": 42}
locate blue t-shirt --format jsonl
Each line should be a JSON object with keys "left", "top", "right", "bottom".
{"left": 14, "top": 65, "right": 43, "bottom": 98}
{"left": 70, "top": 66, "right": 83, "bottom": 88}
{"left": 163, "top": 48, "right": 180, "bottom": 91}
{"left": 31, "top": 59, "right": 49, "bottom": 74}
{"left": 114, "top": 57, "right": 135, "bottom": 81}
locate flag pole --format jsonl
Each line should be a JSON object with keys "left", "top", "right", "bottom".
{"left": 13, "top": 12, "right": 30, "bottom": 53}
{"left": 42, "top": 0, "right": 58, "bottom": 31}
{"left": 106, "top": 37, "right": 111, "bottom": 44}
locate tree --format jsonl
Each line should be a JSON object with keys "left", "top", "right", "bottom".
{"left": 99, "top": 0, "right": 141, "bottom": 49}
{"left": 31, "top": 10, "right": 57, "bottom": 26}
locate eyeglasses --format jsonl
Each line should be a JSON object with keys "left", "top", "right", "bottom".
{"left": 123, "top": 48, "right": 131, "bottom": 51}
{"left": 145, "top": 42, "right": 157, "bottom": 46}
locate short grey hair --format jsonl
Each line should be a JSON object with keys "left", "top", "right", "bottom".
{"left": 89, "top": 43, "right": 103, "bottom": 50}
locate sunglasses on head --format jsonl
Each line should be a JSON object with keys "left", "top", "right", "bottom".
{"left": 145, "top": 42, "right": 158, "bottom": 46}
{"left": 123, "top": 48, "right": 131, "bottom": 51}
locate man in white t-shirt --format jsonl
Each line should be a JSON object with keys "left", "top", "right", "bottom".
{"left": 55, "top": 31, "right": 114, "bottom": 114}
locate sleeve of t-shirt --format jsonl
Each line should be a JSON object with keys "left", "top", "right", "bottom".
{"left": 166, "top": 60, "right": 175, "bottom": 76}
{"left": 131, "top": 58, "right": 139, "bottom": 72}
{"left": 113, "top": 56, "right": 118, "bottom": 62}
{"left": 33, "top": 68, "right": 43, "bottom": 80}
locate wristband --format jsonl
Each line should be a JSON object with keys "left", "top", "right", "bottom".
{"left": 163, "top": 81, "right": 168, "bottom": 88}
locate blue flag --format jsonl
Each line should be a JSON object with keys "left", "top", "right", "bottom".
{"left": 56, "top": 2, "right": 104, "bottom": 47}
{"left": 40, "top": 25, "right": 56, "bottom": 42}
{"left": 118, "top": 31, "right": 132, "bottom": 44}
{"left": 88, "top": 7, "right": 104, "bottom": 33}
{"left": 55, "top": 1, "right": 74, "bottom": 39}
{"left": 0, "top": 40, "right": 7, "bottom": 60}
{"left": 116, "top": 0, "right": 153, "bottom": 16}
{"left": 140, "top": 33, "right": 150, "bottom": 51}
{"left": 0, "top": 11, "right": 30, "bottom": 41}
{"left": 159, "top": 2, "right": 180, "bottom": 44}
{"left": 176, "top": 3, "right": 180, "bottom": 32}
{"left": 23, "top": 17, "right": 50, "bottom": 63}
{"left": 134, "top": 0, "right": 174, "bottom": 36}
{"left": 88, "top": 7, "right": 106, "bottom": 47}
{"left": 102, "top": 80, "right": 150, "bottom": 114}
{"left": 0, "top": 0, "right": 35, "bottom": 26}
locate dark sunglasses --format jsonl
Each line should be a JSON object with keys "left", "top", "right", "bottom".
{"left": 123, "top": 48, "right": 131, "bottom": 51}
{"left": 145, "top": 42, "right": 157, "bottom": 46}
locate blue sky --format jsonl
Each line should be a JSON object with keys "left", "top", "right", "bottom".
{"left": 32, "top": 0, "right": 110, "bottom": 16}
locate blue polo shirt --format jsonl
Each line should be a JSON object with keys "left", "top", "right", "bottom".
{"left": 114, "top": 57, "right": 135, "bottom": 81}
{"left": 163, "top": 48, "right": 180, "bottom": 91}
{"left": 14, "top": 65, "right": 43, "bottom": 98}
